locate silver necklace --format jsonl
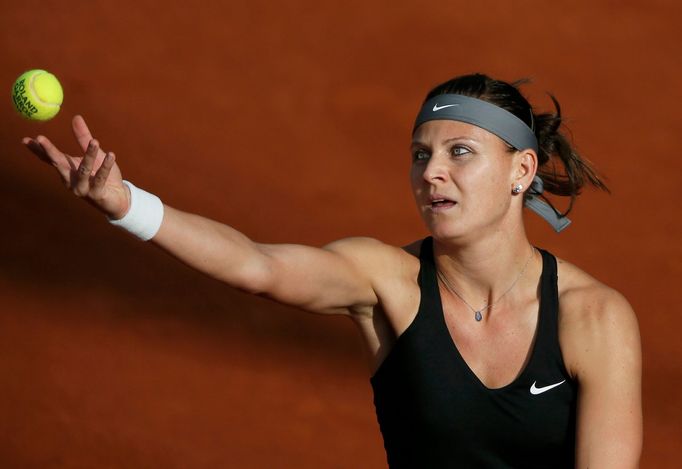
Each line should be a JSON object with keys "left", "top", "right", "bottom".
{"left": 436, "top": 246, "right": 536, "bottom": 322}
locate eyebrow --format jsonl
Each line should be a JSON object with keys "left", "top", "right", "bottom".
{"left": 411, "top": 136, "right": 481, "bottom": 147}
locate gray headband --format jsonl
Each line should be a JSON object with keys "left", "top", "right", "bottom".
{"left": 413, "top": 94, "right": 538, "bottom": 153}
{"left": 413, "top": 93, "right": 571, "bottom": 232}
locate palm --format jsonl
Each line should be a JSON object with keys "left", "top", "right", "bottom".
{"left": 23, "top": 115, "right": 130, "bottom": 219}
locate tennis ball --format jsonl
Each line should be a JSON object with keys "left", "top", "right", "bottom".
{"left": 11, "top": 69, "right": 63, "bottom": 121}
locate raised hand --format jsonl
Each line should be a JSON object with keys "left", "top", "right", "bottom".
{"left": 22, "top": 115, "right": 130, "bottom": 220}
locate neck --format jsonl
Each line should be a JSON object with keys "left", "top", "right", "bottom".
{"left": 433, "top": 223, "right": 538, "bottom": 310}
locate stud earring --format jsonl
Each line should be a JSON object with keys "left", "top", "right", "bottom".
{"left": 512, "top": 184, "right": 523, "bottom": 194}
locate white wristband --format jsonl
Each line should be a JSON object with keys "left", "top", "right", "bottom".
{"left": 108, "top": 180, "right": 164, "bottom": 241}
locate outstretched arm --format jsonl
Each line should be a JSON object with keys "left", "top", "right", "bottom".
{"left": 154, "top": 208, "right": 383, "bottom": 315}
{"left": 23, "top": 116, "right": 391, "bottom": 316}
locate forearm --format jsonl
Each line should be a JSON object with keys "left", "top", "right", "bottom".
{"left": 151, "top": 204, "right": 268, "bottom": 293}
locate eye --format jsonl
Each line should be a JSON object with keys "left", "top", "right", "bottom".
{"left": 451, "top": 145, "right": 471, "bottom": 157}
{"left": 412, "top": 148, "right": 430, "bottom": 161}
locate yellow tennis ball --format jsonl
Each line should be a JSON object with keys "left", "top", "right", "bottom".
{"left": 11, "top": 69, "right": 64, "bottom": 121}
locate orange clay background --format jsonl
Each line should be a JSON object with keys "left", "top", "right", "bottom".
{"left": 1, "top": 1, "right": 680, "bottom": 467}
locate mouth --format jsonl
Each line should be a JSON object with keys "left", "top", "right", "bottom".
{"left": 428, "top": 195, "right": 457, "bottom": 211}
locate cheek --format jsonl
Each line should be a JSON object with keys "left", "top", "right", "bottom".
{"left": 462, "top": 165, "right": 508, "bottom": 207}
{"left": 409, "top": 166, "right": 424, "bottom": 195}
{"left": 484, "top": 173, "right": 513, "bottom": 213}
{"left": 485, "top": 171, "right": 507, "bottom": 192}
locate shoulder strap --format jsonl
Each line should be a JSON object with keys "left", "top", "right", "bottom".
{"left": 417, "top": 237, "right": 441, "bottom": 312}
{"left": 418, "top": 236, "right": 434, "bottom": 263}
{"left": 534, "top": 248, "right": 562, "bottom": 357}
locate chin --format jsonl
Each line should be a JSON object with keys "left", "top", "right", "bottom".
{"left": 424, "top": 219, "right": 468, "bottom": 242}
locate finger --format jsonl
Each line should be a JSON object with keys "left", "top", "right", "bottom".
{"left": 73, "top": 115, "right": 109, "bottom": 165}
{"left": 74, "top": 139, "right": 99, "bottom": 196}
{"left": 34, "top": 135, "right": 78, "bottom": 174}
{"left": 91, "top": 152, "right": 115, "bottom": 194}
{"left": 24, "top": 137, "right": 74, "bottom": 184}
{"left": 22, "top": 137, "right": 51, "bottom": 165}
{"left": 72, "top": 115, "right": 94, "bottom": 152}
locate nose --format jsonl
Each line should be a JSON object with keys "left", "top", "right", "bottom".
{"left": 421, "top": 154, "right": 449, "bottom": 184}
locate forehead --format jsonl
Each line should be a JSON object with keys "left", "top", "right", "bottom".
{"left": 412, "top": 119, "right": 506, "bottom": 148}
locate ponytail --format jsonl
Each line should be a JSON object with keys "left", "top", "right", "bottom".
{"left": 532, "top": 94, "right": 609, "bottom": 216}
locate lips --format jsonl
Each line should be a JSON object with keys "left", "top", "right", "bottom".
{"left": 428, "top": 194, "right": 456, "bottom": 210}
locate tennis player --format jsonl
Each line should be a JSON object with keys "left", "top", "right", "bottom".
{"left": 22, "top": 73, "right": 642, "bottom": 468}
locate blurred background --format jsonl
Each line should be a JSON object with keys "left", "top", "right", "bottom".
{"left": 1, "top": 0, "right": 680, "bottom": 467}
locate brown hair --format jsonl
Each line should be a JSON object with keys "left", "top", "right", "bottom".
{"left": 423, "top": 73, "right": 609, "bottom": 216}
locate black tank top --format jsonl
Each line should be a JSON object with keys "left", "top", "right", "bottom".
{"left": 371, "top": 237, "right": 577, "bottom": 468}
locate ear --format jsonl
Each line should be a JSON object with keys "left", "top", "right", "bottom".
{"left": 511, "top": 149, "right": 538, "bottom": 192}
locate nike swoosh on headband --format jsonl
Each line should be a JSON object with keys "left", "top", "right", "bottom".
{"left": 530, "top": 380, "right": 566, "bottom": 395}
{"left": 432, "top": 103, "right": 460, "bottom": 112}
{"left": 415, "top": 94, "right": 538, "bottom": 152}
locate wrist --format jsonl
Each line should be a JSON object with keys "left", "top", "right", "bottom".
{"left": 108, "top": 180, "right": 164, "bottom": 241}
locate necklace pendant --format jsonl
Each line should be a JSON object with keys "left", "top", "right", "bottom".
{"left": 475, "top": 310, "right": 482, "bottom": 322}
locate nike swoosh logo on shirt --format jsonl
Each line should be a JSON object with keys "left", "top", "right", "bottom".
{"left": 530, "top": 380, "right": 566, "bottom": 395}
{"left": 432, "top": 103, "right": 459, "bottom": 112}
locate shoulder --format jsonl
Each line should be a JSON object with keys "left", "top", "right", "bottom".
{"left": 555, "top": 256, "right": 638, "bottom": 332}
{"left": 323, "top": 236, "right": 419, "bottom": 264}
{"left": 323, "top": 236, "right": 422, "bottom": 284}
{"left": 554, "top": 256, "right": 641, "bottom": 380}
{"left": 322, "top": 237, "right": 424, "bottom": 341}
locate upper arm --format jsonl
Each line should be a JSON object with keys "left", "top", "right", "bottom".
{"left": 153, "top": 206, "right": 402, "bottom": 316}
{"left": 253, "top": 237, "right": 399, "bottom": 316}
{"left": 562, "top": 287, "right": 642, "bottom": 468}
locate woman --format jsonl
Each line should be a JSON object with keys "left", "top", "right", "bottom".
{"left": 22, "top": 73, "right": 642, "bottom": 468}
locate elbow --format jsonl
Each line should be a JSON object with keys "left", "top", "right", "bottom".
{"left": 234, "top": 261, "right": 274, "bottom": 296}
{"left": 211, "top": 252, "right": 274, "bottom": 296}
